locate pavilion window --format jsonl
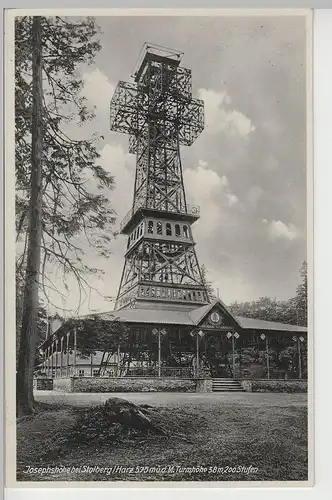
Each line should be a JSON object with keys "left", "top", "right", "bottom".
{"left": 79, "top": 369, "right": 85, "bottom": 377}
{"left": 183, "top": 225, "right": 188, "bottom": 238}
{"left": 157, "top": 221, "right": 162, "bottom": 235}
{"left": 148, "top": 221, "right": 154, "bottom": 234}
{"left": 166, "top": 223, "right": 172, "bottom": 236}
{"left": 175, "top": 224, "right": 181, "bottom": 237}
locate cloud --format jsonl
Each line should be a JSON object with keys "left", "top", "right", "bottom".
{"left": 98, "top": 143, "right": 135, "bottom": 223}
{"left": 264, "top": 155, "right": 279, "bottom": 171}
{"left": 198, "top": 88, "right": 255, "bottom": 137}
{"left": 227, "top": 193, "right": 238, "bottom": 206}
{"left": 184, "top": 160, "right": 230, "bottom": 204}
{"left": 81, "top": 69, "right": 115, "bottom": 112}
{"left": 247, "top": 186, "right": 264, "bottom": 205}
{"left": 183, "top": 160, "right": 239, "bottom": 246}
{"left": 266, "top": 219, "right": 298, "bottom": 241}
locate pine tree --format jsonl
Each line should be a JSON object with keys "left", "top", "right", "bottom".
{"left": 15, "top": 16, "right": 115, "bottom": 414}
{"left": 295, "top": 261, "right": 307, "bottom": 326}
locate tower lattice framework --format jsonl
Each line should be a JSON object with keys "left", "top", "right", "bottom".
{"left": 110, "top": 44, "right": 209, "bottom": 310}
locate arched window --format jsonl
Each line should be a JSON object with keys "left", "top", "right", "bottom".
{"left": 175, "top": 224, "right": 180, "bottom": 237}
{"left": 157, "top": 221, "right": 162, "bottom": 235}
{"left": 166, "top": 223, "right": 172, "bottom": 236}
{"left": 148, "top": 221, "right": 153, "bottom": 234}
{"left": 183, "top": 225, "right": 188, "bottom": 238}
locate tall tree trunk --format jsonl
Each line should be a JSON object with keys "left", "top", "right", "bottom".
{"left": 16, "top": 16, "right": 43, "bottom": 415}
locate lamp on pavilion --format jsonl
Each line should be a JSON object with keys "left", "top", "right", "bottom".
{"left": 226, "top": 331, "right": 239, "bottom": 378}
{"left": 260, "top": 333, "right": 270, "bottom": 380}
{"left": 152, "top": 328, "right": 167, "bottom": 377}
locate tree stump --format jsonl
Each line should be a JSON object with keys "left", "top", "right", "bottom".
{"left": 104, "top": 397, "right": 167, "bottom": 435}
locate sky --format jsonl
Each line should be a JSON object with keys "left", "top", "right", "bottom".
{"left": 42, "top": 14, "right": 308, "bottom": 316}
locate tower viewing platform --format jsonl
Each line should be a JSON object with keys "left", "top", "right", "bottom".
{"left": 119, "top": 204, "right": 200, "bottom": 234}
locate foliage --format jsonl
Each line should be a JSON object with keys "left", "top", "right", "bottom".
{"left": 249, "top": 380, "right": 307, "bottom": 393}
{"left": 74, "top": 378, "right": 195, "bottom": 393}
{"left": 15, "top": 16, "right": 116, "bottom": 313}
{"left": 71, "top": 318, "right": 198, "bottom": 374}
{"left": 70, "top": 317, "right": 158, "bottom": 374}
{"left": 296, "top": 261, "right": 307, "bottom": 326}
{"left": 229, "top": 296, "right": 298, "bottom": 325}
{"left": 229, "top": 261, "right": 308, "bottom": 327}
{"left": 237, "top": 345, "right": 301, "bottom": 379}
{"left": 200, "top": 265, "right": 217, "bottom": 301}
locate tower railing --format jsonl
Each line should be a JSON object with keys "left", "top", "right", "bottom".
{"left": 119, "top": 204, "right": 200, "bottom": 233}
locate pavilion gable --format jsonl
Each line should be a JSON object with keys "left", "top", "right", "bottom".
{"left": 190, "top": 299, "right": 241, "bottom": 331}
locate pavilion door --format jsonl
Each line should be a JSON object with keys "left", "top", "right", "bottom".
{"left": 201, "top": 332, "right": 232, "bottom": 378}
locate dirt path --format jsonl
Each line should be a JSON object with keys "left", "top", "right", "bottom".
{"left": 34, "top": 390, "right": 307, "bottom": 408}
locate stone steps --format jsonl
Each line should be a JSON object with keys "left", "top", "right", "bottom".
{"left": 212, "top": 379, "right": 245, "bottom": 392}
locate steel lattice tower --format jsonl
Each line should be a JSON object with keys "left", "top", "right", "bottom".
{"left": 110, "top": 44, "right": 209, "bottom": 311}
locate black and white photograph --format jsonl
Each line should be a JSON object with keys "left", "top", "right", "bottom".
{"left": 6, "top": 9, "right": 312, "bottom": 486}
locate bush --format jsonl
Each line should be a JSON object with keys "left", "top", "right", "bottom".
{"left": 250, "top": 380, "right": 307, "bottom": 393}
{"left": 73, "top": 377, "right": 196, "bottom": 393}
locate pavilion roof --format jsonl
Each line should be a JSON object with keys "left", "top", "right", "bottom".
{"left": 109, "top": 301, "right": 307, "bottom": 333}
{"left": 236, "top": 316, "right": 307, "bottom": 333}
{"left": 43, "top": 299, "right": 306, "bottom": 345}
{"left": 39, "top": 299, "right": 307, "bottom": 350}
{"left": 95, "top": 308, "right": 193, "bottom": 326}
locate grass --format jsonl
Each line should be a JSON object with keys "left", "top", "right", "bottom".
{"left": 16, "top": 396, "right": 308, "bottom": 482}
